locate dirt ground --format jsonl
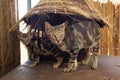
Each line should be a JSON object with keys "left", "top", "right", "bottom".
{"left": 1, "top": 56, "right": 120, "bottom": 80}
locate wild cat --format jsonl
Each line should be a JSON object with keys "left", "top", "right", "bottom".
{"left": 45, "top": 20, "right": 100, "bottom": 72}
{"left": 19, "top": 27, "right": 69, "bottom": 68}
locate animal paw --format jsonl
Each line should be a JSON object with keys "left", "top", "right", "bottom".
{"left": 29, "top": 61, "right": 38, "bottom": 68}
{"left": 63, "top": 63, "right": 78, "bottom": 72}
{"left": 53, "top": 63, "right": 60, "bottom": 69}
{"left": 63, "top": 67, "right": 71, "bottom": 72}
{"left": 91, "top": 62, "right": 97, "bottom": 70}
{"left": 29, "top": 57, "right": 39, "bottom": 68}
{"left": 53, "top": 57, "right": 63, "bottom": 69}
{"left": 81, "top": 60, "right": 89, "bottom": 65}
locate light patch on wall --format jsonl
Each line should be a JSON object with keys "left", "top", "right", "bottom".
{"left": 18, "top": 0, "right": 40, "bottom": 65}
{"left": 31, "top": 0, "right": 40, "bottom": 8}
{"left": 20, "top": 42, "right": 29, "bottom": 65}
{"left": 18, "top": 0, "right": 27, "bottom": 19}
{"left": 93, "top": 0, "right": 120, "bottom": 5}
{"left": 18, "top": 0, "right": 29, "bottom": 65}
{"left": 110, "top": 0, "right": 120, "bottom": 5}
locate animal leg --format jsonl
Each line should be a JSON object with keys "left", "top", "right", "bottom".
{"left": 29, "top": 40, "right": 40, "bottom": 68}
{"left": 29, "top": 57, "right": 40, "bottom": 68}
{"left": 91, "top": 52, "right": 98, "bottom": 69}
{"left": 91, "top": 46, "right": 99, "bottom": 69}
{"left": 63, "top": 48, "right": 79, "bottom": 72}
{"left": 81, "top": 50, "right": 91, "bottom": 65}
{"left": 63, "top": 58, "right": 78, "bottom": 72}
{"left": 53, "top": 57, "right": 63, "bottom": 69}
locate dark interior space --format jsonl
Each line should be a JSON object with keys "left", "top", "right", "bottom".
{"left": 23, "top": 13, "right": 105, "bottom": 31}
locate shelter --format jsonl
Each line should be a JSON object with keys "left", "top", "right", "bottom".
{"left": 10, "top": 0, "right": 111, "bottom": 32}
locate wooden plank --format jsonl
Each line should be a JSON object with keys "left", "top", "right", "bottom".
{"left": 107, "top": 2, "right": 114, "bottom": 56}
{"left": 11, "top": 0, "right": 20, "bottom": 68}
{"left": 113, "top": 5, "right": 119, "bottom": 56}
{"left": 0, "top": 0, "right": 5, "bottom": 77}
{"left": 0, "top": 0, "right": 20, "bottom": 77}
{"left": 118, "top": 5, "right": 120, "bottom": 56}
{"left": 2, "top": 0, "right": 11, "bottom": 74}
{"left": 99, "top": 4, "right": 108, "bottom": 55}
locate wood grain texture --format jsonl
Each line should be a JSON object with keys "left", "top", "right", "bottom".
{"left": 0, "top": 0, "right": 20, "bottom": 77}
{"left": 92, "top": 1, "right": 120, "bottom": 56}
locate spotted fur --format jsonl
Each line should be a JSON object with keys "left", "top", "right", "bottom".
{"left": 45, "top": 20, "right": 100, "bottom": 72}
{"left": 19, "top": 28, "right": 69, "bottom": 68}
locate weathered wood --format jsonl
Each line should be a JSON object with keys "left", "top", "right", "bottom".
{"left": 107, "top": 2, "right": 114, "bottom": 56}
{"left": 0, "top": 0, "right": 20, "bottom": 77}
{"left": 0, "top": 0, "right": 4, "bottom": 77}
{"left": 118, "top": 5, "right": 120, "bottom": 56}
{"left": 92, "top": 1, "right": 120, "bottom": 56}
{"left": 113, "top": 5, "right": 119, "bottom": 56}
{"left": 117, "top": 6, "right": 120, "bottom": 56}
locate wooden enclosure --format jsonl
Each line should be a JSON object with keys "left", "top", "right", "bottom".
{"left": 0, "top": 0, "right": 120, "bottom": 78}
{"left": 0, "top": 0, "right": 20, "bottom": 77}
{"left": 91, "top": 1, "right": 120, "bottom": 56}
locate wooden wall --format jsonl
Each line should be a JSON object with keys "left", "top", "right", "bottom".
{"left": 0, "top": 0, "right": 20, "bottom": 77}
{"left": 92, "top": 1, "right": 120, "bottom": 56}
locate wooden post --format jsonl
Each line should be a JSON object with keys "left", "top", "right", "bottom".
{"left": 0, "top": 0, "right": 20, "bottom": 77}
